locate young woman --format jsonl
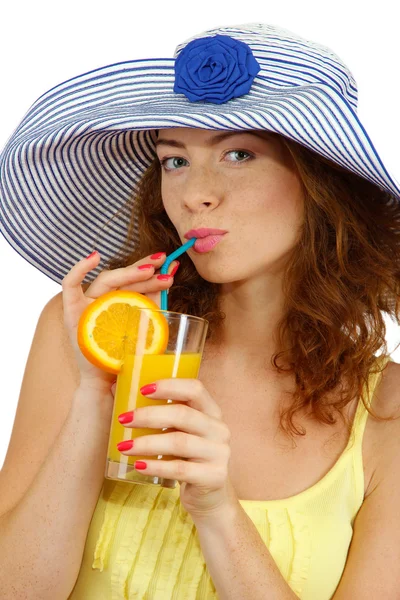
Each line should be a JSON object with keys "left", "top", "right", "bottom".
{"left": 0, "top": 22, "right": 400, "bottom": 600}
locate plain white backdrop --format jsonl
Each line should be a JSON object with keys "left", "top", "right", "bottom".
{"left": 1, "top": 0, "right": 400, "bottom": 469}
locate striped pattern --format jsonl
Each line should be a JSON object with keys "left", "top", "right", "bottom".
{"left": 1, "top": 23, "right": 399, "bottom": 285}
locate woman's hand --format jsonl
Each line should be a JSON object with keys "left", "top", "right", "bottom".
{"left": 113, "top": 378, "right": 239, "bottom": 520}
{"left": 61, "top": 251, "right": 179, "bottom": 392}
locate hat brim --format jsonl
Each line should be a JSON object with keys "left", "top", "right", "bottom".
{"left": 1, "top": 57, "right": 399, "bottom": 284}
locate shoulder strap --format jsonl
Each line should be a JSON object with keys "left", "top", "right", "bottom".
{"left": 351, "top": 354, "right": 392, "bottom": 445}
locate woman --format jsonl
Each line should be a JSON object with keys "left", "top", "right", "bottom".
{"left": 0, "top": 22, "right": 400, "bottom": 600}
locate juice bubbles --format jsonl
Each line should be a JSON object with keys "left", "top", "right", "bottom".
{"left": 107, "top": 352, "right": 202, "bottom": 466}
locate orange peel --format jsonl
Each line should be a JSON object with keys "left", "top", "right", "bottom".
{"left": 77, "top": 290, "right": 169, "bottom": 374}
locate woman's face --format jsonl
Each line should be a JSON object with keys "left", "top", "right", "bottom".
{"left": 155, "top": 127, "right": 304, "bottom": 284}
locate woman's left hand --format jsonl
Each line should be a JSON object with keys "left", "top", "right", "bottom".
{"left": 112, "top": 378, "right": 238, "bottom": 521}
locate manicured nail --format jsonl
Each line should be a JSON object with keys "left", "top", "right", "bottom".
{"left": 117, "top": 439, "right": 134, "bottom": 451}
{"left": 118, "top": 411, "right": 134, "bottom": 424}
{"left": 150, "top": 252, "right": 166, "bottom": 259}
{"left": 140, "top": 383, "right": 157, "bottom": 395}
{"left": 170, "top": 261, "right": 180, "bottom": 276}
{"left": 135, "top": 461, "right": 147, "bottom": 470}
{"left": 86, "top": 251, "right": 98, "bottom": 260}
{"left": 157, "top": 274, "right": 171, "bottom": 281}
{"left": 138, "top": 264, "right": 154, "bottom": 270}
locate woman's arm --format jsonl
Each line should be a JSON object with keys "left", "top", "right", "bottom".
{"left": 332, "top": 363, "right": 400, "bottom": 599}
{"left": 0, "top": 385, "right": 113, "bottom": 600}
{"left": 195, "top": 502, "right": 299, "bottom": 599}
{"left": 0, "top": 293, "right": 114, "bottom": 600}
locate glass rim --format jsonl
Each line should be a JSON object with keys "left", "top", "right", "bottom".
{"left": 133, "top": 307, "right": 209, "bottom": 325}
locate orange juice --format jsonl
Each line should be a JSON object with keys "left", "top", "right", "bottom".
{"left": 107, "top": 352, "right": 202, "bottom": 465}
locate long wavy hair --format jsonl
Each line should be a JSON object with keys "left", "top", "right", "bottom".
{"left": 100, "top": 132, "right": 400, "bottom": 437}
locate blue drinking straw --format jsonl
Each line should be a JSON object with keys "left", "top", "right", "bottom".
{"left": 160, "top": 238, "right": 196, "bottom": 310}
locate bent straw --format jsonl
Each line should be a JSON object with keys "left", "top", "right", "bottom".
{"left": 160, "top": 238, "right": 196, "bottom": 310}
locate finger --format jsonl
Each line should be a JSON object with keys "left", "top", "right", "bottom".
{"left": 119, "top": 403, "right": 229, "bottom": 442}
{"left": 84, "top": 252, "right": 169, "bottom": 297}
{"left": 146, "top": 260, "right": 180, "bottom": 307}
{"left": 155, "top": 260, "right": 179, "bottom": 277}
{"left": 131, "top": 260, "right": 179, "bottom": 291}
{"left": 128, "top": 457, "right": 228, "bottom": 487}
{"left": 169, "top": 260, "right": 180, "bottom": 277}
{"left": 118, "top": 431, "right": 226, "bottom": 461}
{"left": 140, "top": 379, "right": 223, "bottom": 420}
{"left": 61, "top": 251, "right": 101, "bottom": 326}
{"left": 114, "top": 271, "right": 175, "bottom": 295}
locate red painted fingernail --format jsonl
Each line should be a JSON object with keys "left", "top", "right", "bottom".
{"left": 138, "top": 264, "right": 154, "bottom": 270}
{"left": 157, "top": 274, "right": 171, "bottom": 281}
{"left": 86, "top": 251, "right": 98, "bottom": 260}
{"left": 170, "top": 262, "right": 180, "bottom": 276}
{"left": 140, "top": 383, "right": 157, "bottom": 395}
{"left": 135, "top": 461, "right": 147, "bottom": 470}
{"left": 117, "top": 440, "right": 134, "bottom": 451}
{"left": 118, "top": 411, "right": 134, "bottom": 424}
{"left": 150, "top": 252, "right": 166, "bottom": 259}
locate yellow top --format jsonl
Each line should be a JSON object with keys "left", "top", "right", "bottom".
{"left": 68, "top": 355, "right": 391, "bottom": 600}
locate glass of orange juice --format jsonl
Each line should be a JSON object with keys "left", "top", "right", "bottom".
{"left": 105, "top": 308, "right": 208, "bottom": 488}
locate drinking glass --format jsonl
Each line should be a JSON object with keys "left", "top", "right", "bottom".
{"left": 105, "top": 308, "right": 208, "bottom": 488}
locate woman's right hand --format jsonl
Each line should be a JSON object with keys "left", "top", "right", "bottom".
{"left": 61, "top": 251, "right": 179, "bottom": 392}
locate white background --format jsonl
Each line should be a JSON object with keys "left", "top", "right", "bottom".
{"left": 1, "top": 0, "right": 400, "bottom": 469}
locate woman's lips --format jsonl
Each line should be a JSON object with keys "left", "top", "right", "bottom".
{"left": 193, "top": 234, "right": 226, "bottom": 253}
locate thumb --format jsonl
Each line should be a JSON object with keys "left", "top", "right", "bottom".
{"left": 111, "top": 380, "right": 117, "bottom": 395}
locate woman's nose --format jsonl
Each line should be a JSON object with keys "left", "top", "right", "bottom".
{"left": 181, "top": 167, "right": 223, "bottom": 211}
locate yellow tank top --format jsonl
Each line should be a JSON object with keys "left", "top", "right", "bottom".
{"left": 68, "top": 355, "right": 391, "bottom": 600}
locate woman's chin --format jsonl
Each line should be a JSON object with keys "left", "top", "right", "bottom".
{"left": 194, "top": 265, "right": 238, "bottom": 285}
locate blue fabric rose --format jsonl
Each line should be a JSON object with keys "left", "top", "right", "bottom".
{"left": 174, "top": 34, "right": 260, "bottom": 104}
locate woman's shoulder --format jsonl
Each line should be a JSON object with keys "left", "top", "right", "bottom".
{"left": 365, "top": 358, "right": 400, "bottom": 495}
{"left": 373, "top": 358, "right": 400, "bottom": 418}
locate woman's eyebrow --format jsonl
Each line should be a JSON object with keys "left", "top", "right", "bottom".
{"left": 155, "top": 131, "right": 270, "bottom": 149}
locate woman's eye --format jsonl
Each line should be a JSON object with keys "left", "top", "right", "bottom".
{"left": 225, "top": 150, "right": 253, "bottom": 163}
{"left": 160, "top": 157, "right": 188, "bottom": 171}
{"left": 159, "top": 150, "right": 253, "bottom": 172}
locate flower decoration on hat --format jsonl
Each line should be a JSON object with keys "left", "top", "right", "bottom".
{"left": 174, "top": 34, "right": 260, "bottom": 104}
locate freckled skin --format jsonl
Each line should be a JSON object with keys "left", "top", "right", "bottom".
{"left": 157, "top": 127, "right": 305, "bottom": 286}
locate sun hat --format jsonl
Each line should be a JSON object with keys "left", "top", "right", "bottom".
{"left": 1, "top": 22, "right": 399, "bottom": 286}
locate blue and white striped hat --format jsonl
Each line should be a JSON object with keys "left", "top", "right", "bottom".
{"left": 1, "top": 22, "right": 399, "bottom": 285}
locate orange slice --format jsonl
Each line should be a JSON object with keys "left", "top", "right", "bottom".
{"left": 77, "top": 290, "right": 169, "bottom": 374}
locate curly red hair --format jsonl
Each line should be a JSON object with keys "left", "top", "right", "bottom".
{"left": 101, "top": 133, "right": 400, "bottom": 437}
